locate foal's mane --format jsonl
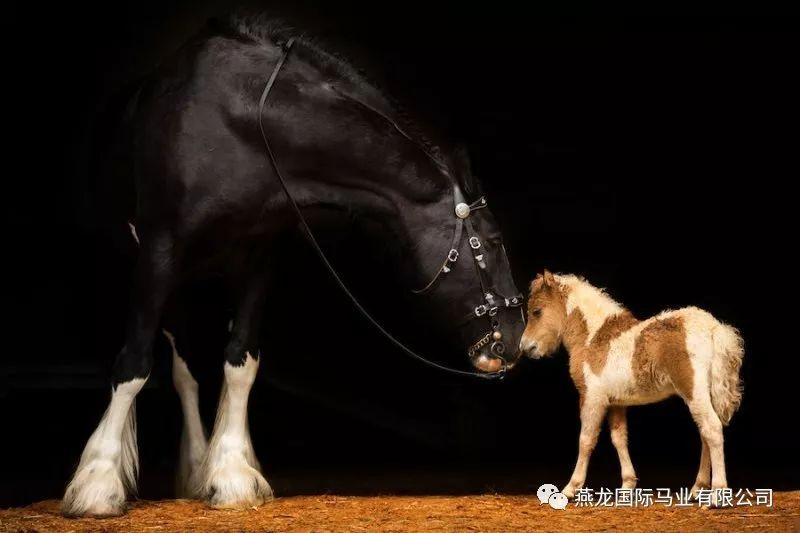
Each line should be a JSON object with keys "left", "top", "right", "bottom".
{"left": 218, "top": 12, "right": 481, "bottom": 195}
{"left": 555, "top": 274, "right": 626, "bottom": 312}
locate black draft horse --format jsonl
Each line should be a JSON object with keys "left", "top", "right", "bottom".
{"left": 63, "top": 15, "right": 526, "bottom": 517}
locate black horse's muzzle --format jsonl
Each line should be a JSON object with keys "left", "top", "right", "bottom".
{"left": 467, "top": 319, "right": 522, "bottom": 374}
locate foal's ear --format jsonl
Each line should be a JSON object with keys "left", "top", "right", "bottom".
{"left": 542, "top": 269, "right": 556, "bottom": 287}
{"left": 532, "top": 269, "right": 555, "bottom": 292}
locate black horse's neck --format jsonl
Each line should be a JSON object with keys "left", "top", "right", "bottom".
{"left": 292, "top": 170, "right": 456, "bottom": 291}
{"left": 261, "top": 39, "right": 462, "bottom": 292}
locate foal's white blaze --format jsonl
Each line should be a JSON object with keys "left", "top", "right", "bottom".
{"left": 194, "top": 352, "right": 272, "bottom": 508}
{"left": 163, "top": 329, "right": 208, "bottom": 497}
{"left": 62, "top": 377, "right": 146, "bottom": 517}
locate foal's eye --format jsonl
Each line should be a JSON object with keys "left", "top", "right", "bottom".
{"left": 531, "top": 308, "right": 542, "bottom": 317}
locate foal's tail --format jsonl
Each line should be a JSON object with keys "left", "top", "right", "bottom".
{"left": 710, "top": 322, "right": 744, "bottom": 425}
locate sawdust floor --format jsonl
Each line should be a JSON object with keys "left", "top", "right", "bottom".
{"left": 1, "top": 492, "right": 799, "bottom": 532}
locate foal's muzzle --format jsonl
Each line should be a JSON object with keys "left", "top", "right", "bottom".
{"left": 519, "top": 338, "right": 543, "bottom": 359}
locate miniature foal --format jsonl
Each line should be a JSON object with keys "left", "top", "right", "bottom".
{"left": 520, "top": 271, "right": 743, "bottom": 501}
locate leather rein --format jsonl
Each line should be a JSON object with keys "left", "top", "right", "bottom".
{"left": 257, "top": 38, "right": 522, "bottom": 379}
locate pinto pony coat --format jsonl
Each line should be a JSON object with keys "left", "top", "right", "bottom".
{"left": 520, "top": 271, "right": 743, "bottom": 502}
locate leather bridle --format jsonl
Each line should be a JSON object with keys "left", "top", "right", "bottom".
{"left": 257, "top": 38, "right": 522, "bottom": 379}
{"left": 410, "top": 187, "right": 524, "bottom": 360}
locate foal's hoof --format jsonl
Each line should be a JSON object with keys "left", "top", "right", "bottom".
{"left": 561, "top": 484, "right": 577, "bottom": 500}
{"left": 206, "top": 463, "right": 273, "bottom": 509}
{"left": 61, "top": 460, "right": 127, "bottom": 517}
{"left": 690, "top": 483, "right": 710, "bottom": 500}
{"left": 709, "top": 487, "right": 728, "bottom": 509}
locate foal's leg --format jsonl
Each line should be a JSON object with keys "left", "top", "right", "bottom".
{"left": 608, "top": 406, "right": 637, "bottom": 489}
{"left": 63, "top": 233, "right": 179, "bottom": 517}
{"left": 690, "top": 436, "right": 711, "bottom": 498}
{"left": 162, "top": 329, "right": 208, "bottom": 498}
{"left": 195, "top": 274, "right": 272, "bottom": 508}
{"left": 562, "top": 396, "right": 608, "bottom": 499}
{"left": 687, "top": 384, "right": 727, "bottom": 505}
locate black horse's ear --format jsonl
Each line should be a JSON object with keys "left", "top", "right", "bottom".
{"left": 453, "top": 145, "right": 470, "bottom": 165}
{"left": 451, "top": 145, "right": 480, "bottom": 197}
{"left": 451, "top": 146, "right": 471, "bottom": 176}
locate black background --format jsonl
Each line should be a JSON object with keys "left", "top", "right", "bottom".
{"left": 2, "top": 2, "right": 798, "bottom": 507}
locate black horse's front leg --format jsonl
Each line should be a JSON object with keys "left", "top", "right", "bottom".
{"left": 193, "top": 271, "right": 273, "bottom": 509}
{"left": 62, "top": 232, "right": 181, "bottom": 517}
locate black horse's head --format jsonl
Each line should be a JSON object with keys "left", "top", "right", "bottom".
{"left": 404, "top": 148, "right": 525, "bottom": 375}
{"left": 453, "top": 196, "right": 526, "bottom": 374}
{"left": 256, "top": 38, "right": 525, "bottom": 375}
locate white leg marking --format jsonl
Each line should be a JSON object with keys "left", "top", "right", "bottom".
{"left": 563, "top": 396, "right": 607, "bottom": 499}
{"left": 194, "top": 352, "right": 272, "bottom": 508}
{"left": 608, "top": 407, "right": 637, "bottom": 489}
{"left": 690, "top": 436, "right": 711, "bottom": 498}
{"left": 62, "top": 378, "right": 146, "bottom": 517}
{"left": 687, "top": 371, "right": 728, "bottom": 506}
{"left": 163, "top": 330, "right": 208, "bottom": 498}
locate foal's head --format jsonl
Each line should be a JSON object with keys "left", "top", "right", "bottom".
{"left": 519, "top": 270, "right": 568, "bottom": 359}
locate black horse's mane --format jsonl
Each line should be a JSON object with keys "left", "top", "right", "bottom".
{"left": 218, "top": 12, "right": 467, "bottom": 186}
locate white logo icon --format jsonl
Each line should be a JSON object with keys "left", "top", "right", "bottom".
{"left": 548, "top": 492, "right": 569, "bottom": 510}
{"left": 537, "top": 483, "right": 568, "bottom": 510}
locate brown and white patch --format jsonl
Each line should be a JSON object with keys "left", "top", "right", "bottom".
{"left": 632, "top": 316, "right": 694, "bottom": 401}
